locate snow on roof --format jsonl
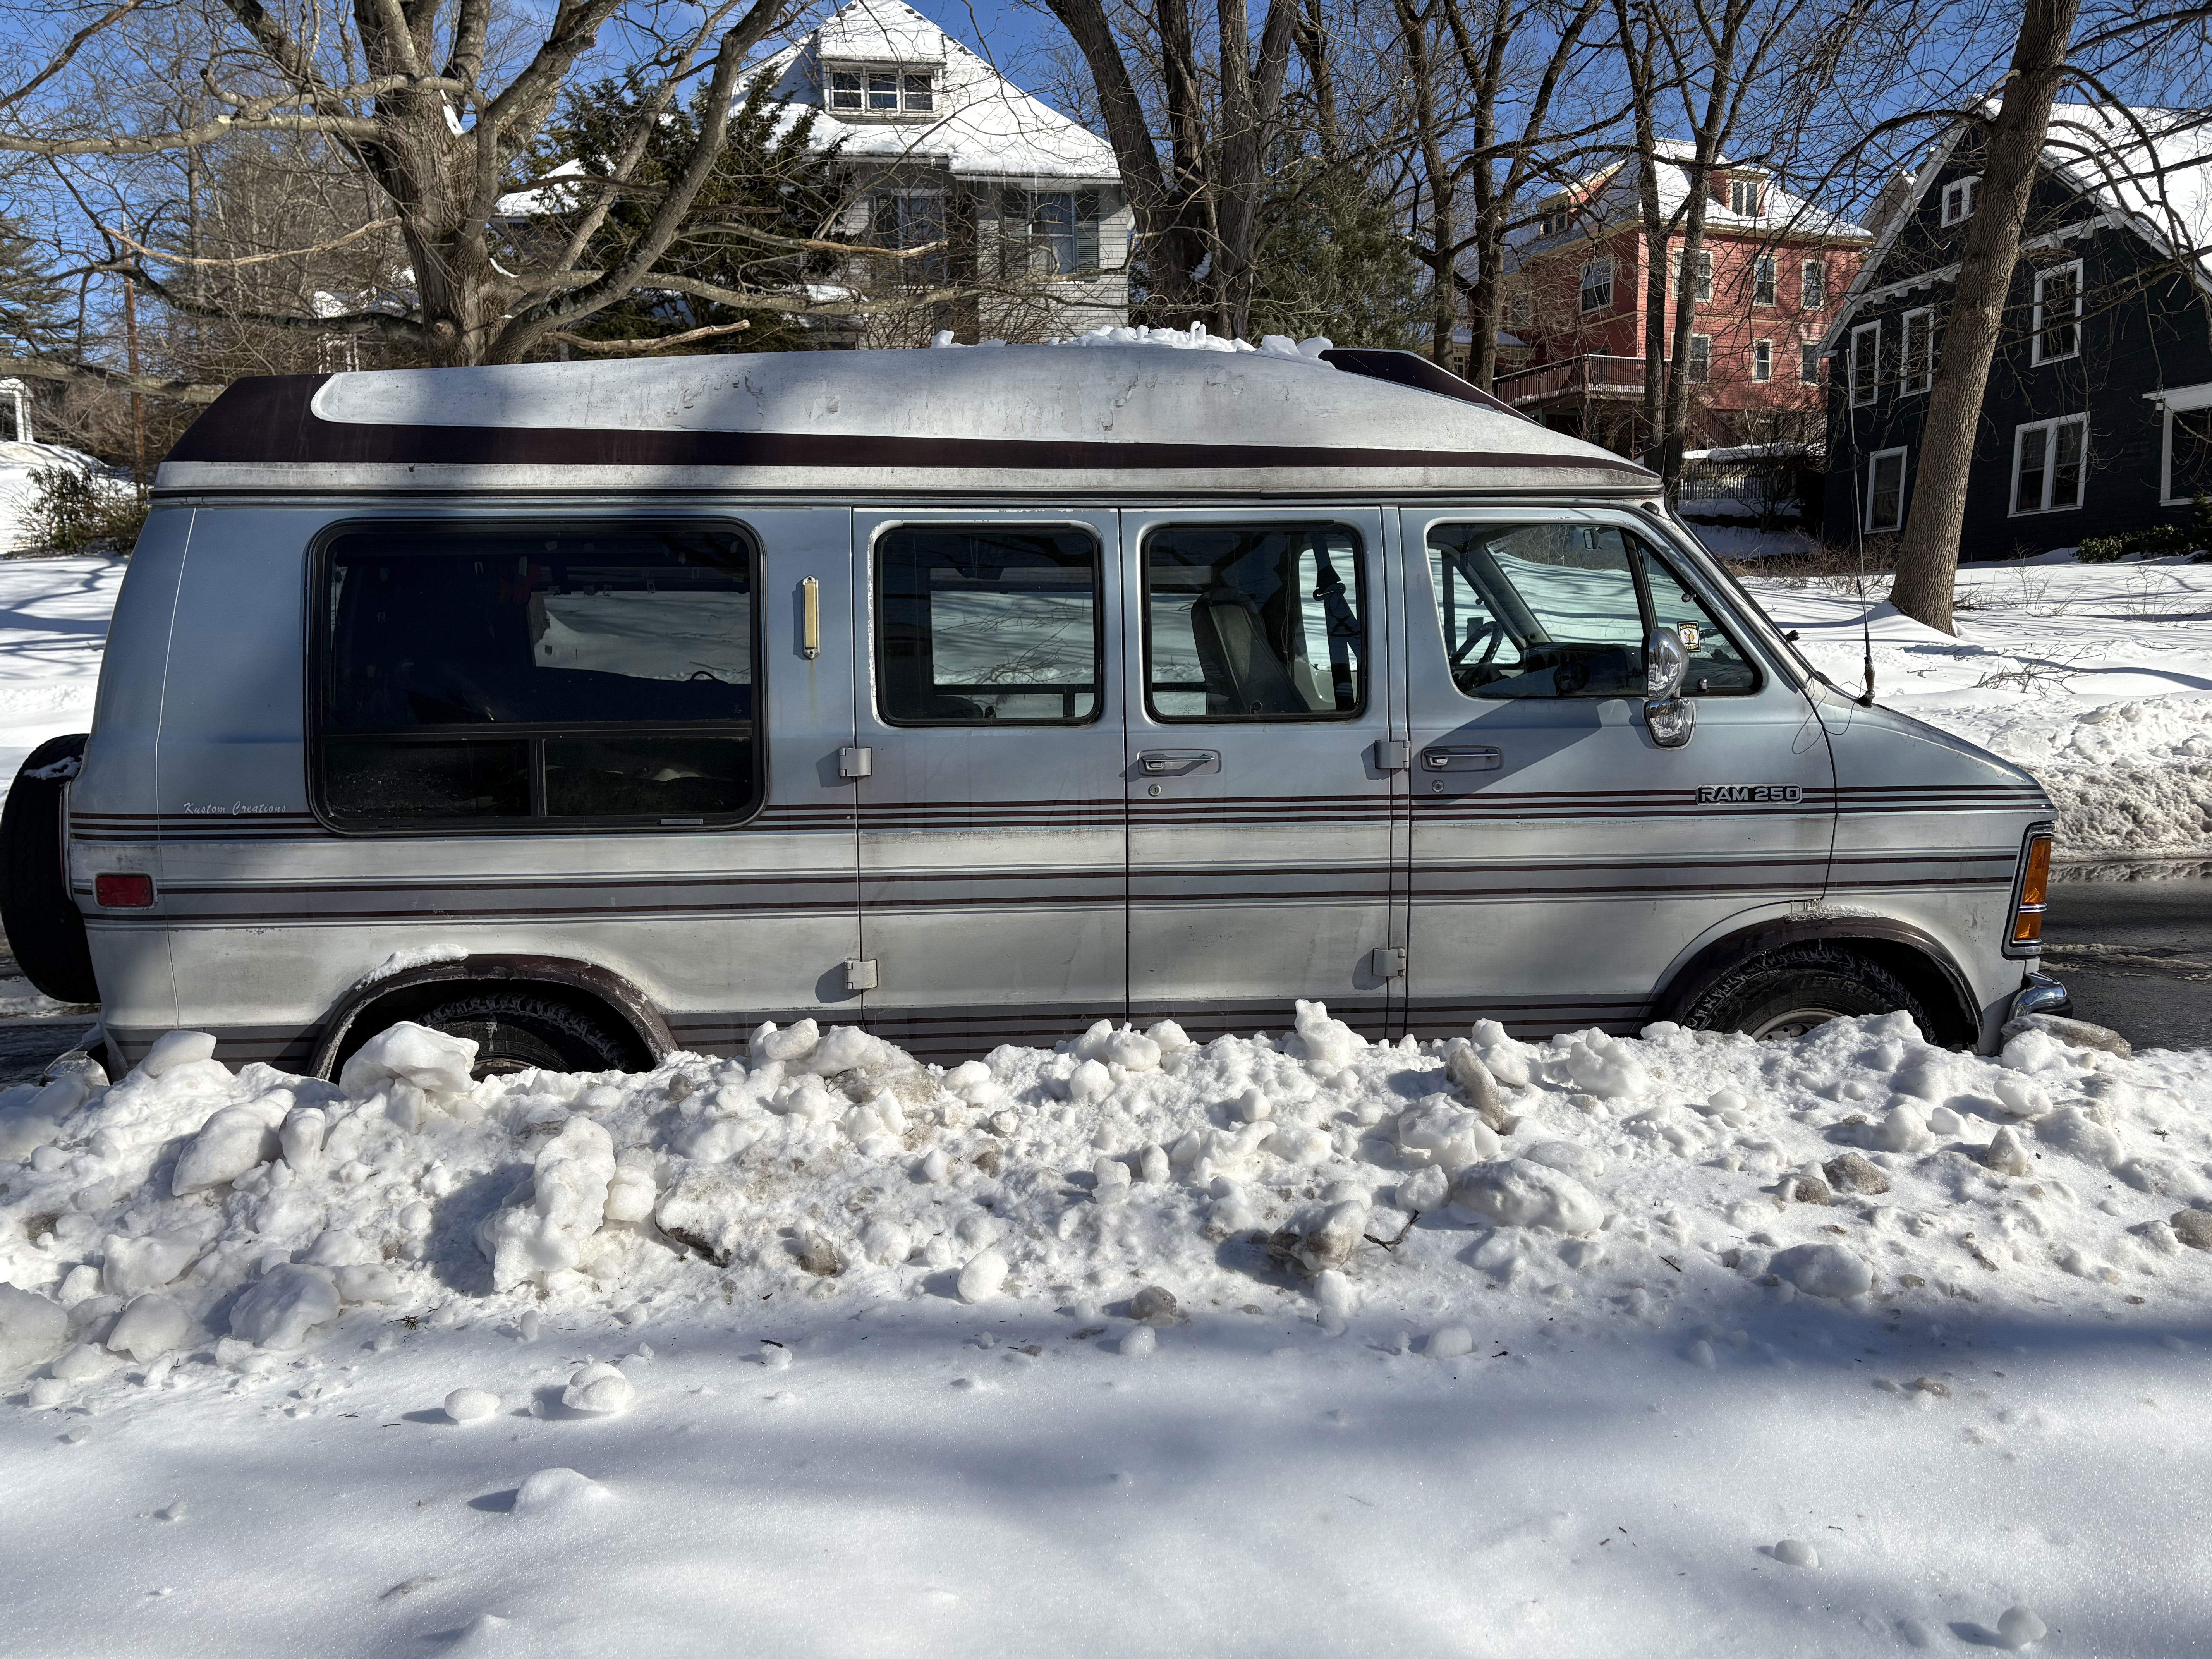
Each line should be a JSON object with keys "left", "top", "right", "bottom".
{"left": 2043, "top": 104, "right": 2212, "bottom": 283}
{"left": 1506, "top": 144, "right": 1869, "bottom": 270}
{"left": 747, "top": 0, "right": 1117, "bottom": 182}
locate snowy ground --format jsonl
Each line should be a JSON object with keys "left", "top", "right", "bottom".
{"left": 1737, "top": 555, "right": 2212, "bottom": 859}
{"left": 5, "top": 1008, "right": 2212, "bottom": 1655}
{"left": 0, "top": 553, "right": 124, "bottom": 806}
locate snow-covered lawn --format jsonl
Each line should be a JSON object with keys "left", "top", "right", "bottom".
{"left": 0, "top": 555, "right": 124, "bottom": 807}
{"left": 1740, "top": 555, "right": 2212, "bottom": 859}
{"left": 4, "top": 1008, "right": 2211, "bottom": 1653}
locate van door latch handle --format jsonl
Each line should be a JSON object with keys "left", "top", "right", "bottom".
{"left": 1420, "top": 746, "right": 1502, "bottom": 771}
{"left": 1138, "top": 749, "right": 1220, "bottom": 776}
{"left": 839, "top": 746, "right": 874, "bottom": 780}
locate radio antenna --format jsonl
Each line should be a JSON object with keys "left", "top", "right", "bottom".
{"left": 1848, "top": 454, "right": 1877, "bottom": 707}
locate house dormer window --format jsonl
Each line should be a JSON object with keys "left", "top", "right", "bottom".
{"left": 1538, "top": 201, "right": 1570, "bottom": 237}
{"left": 1941, "top": 176, "right": 1978, "bottom": 225}
{"left": 826, "top": 63, "right": 936, "bottom": 117}
{"left": 1729, "top": 175, "right": 1764, "bottom": 216}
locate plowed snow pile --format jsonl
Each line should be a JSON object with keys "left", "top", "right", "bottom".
{"left": 5, "top": 1008, "right": 2212, "bottom": 1652}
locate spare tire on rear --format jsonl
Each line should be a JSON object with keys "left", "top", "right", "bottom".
{"left": 1, "top": 733, "right": 98, "bottom": 1004}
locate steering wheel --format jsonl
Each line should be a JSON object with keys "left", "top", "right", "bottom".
{"left": 1451, "top": 617, "right": 1505, "bottom": 673}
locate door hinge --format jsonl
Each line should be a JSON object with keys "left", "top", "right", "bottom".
{"left": 1369, "top": 946, "right": 1406, "bottom": 979}
{"left": 1372, "top": 738, "right": 1410, "bottom": 773}
{"left": 838, "top": 746, "right": 874, "bottom": 780}
{"left": 843, "top": 957, "right": 878, "bottom": 992}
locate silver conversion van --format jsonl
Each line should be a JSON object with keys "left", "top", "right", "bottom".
{"left": 0, "top": 343, "right": 2066, "bottom": 1079}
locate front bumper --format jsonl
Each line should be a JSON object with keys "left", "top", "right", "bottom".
{"left": 2009, "top": 970, "right": 2072, "bottom": 1024}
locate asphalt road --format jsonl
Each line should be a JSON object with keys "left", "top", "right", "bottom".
{"left": 2040, "top": 873, "right": 2212, "bottom": 1053}
{"left": 0, "top": 881, "right": 2202, "bottom": 1087}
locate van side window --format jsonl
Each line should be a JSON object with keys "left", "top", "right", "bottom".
{"left": 316, "top": 523, "right": 757, "bottom": 828}
{"left": 875, "top": 526, "right": 1101, "bottom": 723}
{"left": 1427, "top": 523, "right": 1755, "bottom": 699}
{"left": 1144, "top": 524, "right": 1364, "bottom": 720}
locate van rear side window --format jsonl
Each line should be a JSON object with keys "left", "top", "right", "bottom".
{"left": 874, "top": 526, "right": 1102, "bottom": 723}
{"left": 315, "top": 523, "right": 758, "bottom": 829}
{"left": 1144, "top": 524, "right": 1364, "bottom": 720}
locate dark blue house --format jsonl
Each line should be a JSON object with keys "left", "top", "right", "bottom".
{"left": 1821, "top": 105, "right": 2212, "bottom": 560}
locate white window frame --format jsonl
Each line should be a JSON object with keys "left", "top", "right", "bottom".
{"left": 824, "top": 62, "right": 936, "bottom": 118}
{"left": 1801, "top": 258, "right": 1826, "bottom": 309}
{"left": 2009, "top": 414, "right": 2089, "bottom": 516}
{"left": 1940, "top": 176, "right": 1979, "bottom": 226}
{"left": 1865, "top": 447, "right": 1908, "bottom": 532}
{"left": 2032, "top": 259, "right": 2083, "bottom": 366}
{"left": 1900, "top": 306, "right": 1934, "bottom": 396}
{"left": 2155, "top": 383, "right": 2212, "bottom": 504}
{"left": 1729, "top": 175, "right": 1764, "bottom": 216}
{"left": 1579, "top": 256, "right": 1614, "bottom": 313}
{"left": 1670, "top": 247, "right": 1713, "bottom": 303}
{"left": 1849, "top": 320, "right": 1879, "bottom": 407}
{"left": 1800, "top": 342, "right": 1822, "bottom": 385}
{"left": 1753, "top": 255, "right": 1776, "bottom": 306}
{"left": 1752, "top": 339, "right": 1773, "bottom": 381}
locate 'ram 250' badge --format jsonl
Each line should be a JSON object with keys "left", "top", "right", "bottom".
{"left": 1697, "top": 784, "right": 1804, "bottom": 805}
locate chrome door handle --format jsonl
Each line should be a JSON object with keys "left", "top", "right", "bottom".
{"left": 1138, "top": 749, "right": 1221, "bottom": 776}
{"left": 1420, "top": 746, "right": 1502, "bottom": 771}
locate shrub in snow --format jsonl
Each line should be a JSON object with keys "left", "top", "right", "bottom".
{"left": 1449, "top": 1160, "right": 1604, "bottom": 1235}
{"left": 512, "top": 1467, "right": 611, "bottom": 1514}
{"left": 1768, "top": 1243, "right": 1872, "bottom": 1300}
{"left": 561, "top": 1362, "right": 634, "bottom": 1413}
{"left": 101, "top": 1228, "right": 201, "bottom": 1297}
{"left": 0, "top": 1283, "right": 68, "bottom": 1373}
{"left": 171, "top": 1106, "right": 282, "bottom": 1195}
{"left": 229, "top": 1264, "right": 340, "bottom": 1349}
{"left": 957, "top": 1247, "right": 1008, "bottom": 1303}
{"left": 478, "top": 1115, "right": 617, "bottom": 1292}
{"left": 445, "top": 1387, "right": 500, "bottom": 1423}
{"left": 106, "top": 1293, "right": 188, "bottom": 1361}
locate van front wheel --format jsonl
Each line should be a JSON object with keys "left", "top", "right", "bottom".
{"left": 1681, "top": 945, "right": 1932, "bottom": 1043}
{"left": 412, "top": 991, "right": 633, "bottom": 1078}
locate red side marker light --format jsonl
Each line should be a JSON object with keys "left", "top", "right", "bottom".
{"left": 94, "top": 872, "right": 155, "bottom": 908}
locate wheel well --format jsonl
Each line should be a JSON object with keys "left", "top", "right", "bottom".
{"left": 1654, "top": 920, "right": 1980, "bottom": 1049}
{"left": 309, "top": 955, "right": 670, "bottom": 1079}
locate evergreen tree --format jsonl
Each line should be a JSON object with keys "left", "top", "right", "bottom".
{"left": 530, "top": 78, "right": 852, "bottom": 355}
{"left": 1248, "top": 162, "right": 1423, "bottom": 349}
{"left": 0, "top": 216, "right": 69, "bottom": 358}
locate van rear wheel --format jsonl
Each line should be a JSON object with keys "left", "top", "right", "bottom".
{"left": 412, "top": 990, "right": 632, "bottom": 1078}
{"left": 0, "top": 734, "right": 98, "bottom": 1005}
{"left": 1682, "top": 945, "right": 1932, "bottom": 1042}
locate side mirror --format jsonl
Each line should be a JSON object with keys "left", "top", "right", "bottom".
{"left": 1644, "top": 625, "right": 1696, "bottom": 749}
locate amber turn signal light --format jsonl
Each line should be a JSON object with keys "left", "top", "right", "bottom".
{"left": 94, "top": 872, "right": 155, "bottom": 907}
{"left": 2009, "top": 833, "right": 2052, "bottom": 948}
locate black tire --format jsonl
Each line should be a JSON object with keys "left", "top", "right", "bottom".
{"left": 408, "top": 989, "right": 634, "bottom": 1078}
{"left": 0, "top": 734, "right": 97, "bottom": 1004}
{"left": 1681, "top": 943, "right": 1934, "bottom": 1042}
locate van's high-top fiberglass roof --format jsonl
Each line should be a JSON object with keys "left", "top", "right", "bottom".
{"left": 158, "top": 341, "right": 1655, "bottom": 497}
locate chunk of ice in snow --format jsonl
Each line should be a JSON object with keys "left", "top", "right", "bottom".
{"left": 229, "top": 1264, "right": 340, "bottom": 1350}
{"left": 1395, "top": 1098, "right": 1499, "bottom": 1171}
{"left": 106, "top": 1293, "right": 188, "bottom": 1362}
{"left": 1068, "top": 1060, "right": 1114, "bottom": 1104}
{"left": 1768, "top": 1243, "right": 1872, "bottom": 1300}
{"left": 1985, "top": 1127, "right": 2033, "bottom": 1177}
{"left": 1427, "top": 1326, "right": 1475, "bottom": 1359}
{"left": 140, "top": 1031, "right": 217, "bottom": 1078}
{"left": 445, "top": 1388, "right": 500, "bottom": 1423}
{"left": 1107, "top": 1031, "right": 1161, "bottom": 1072}
{"left": 101, "top": 1229, "right": 201, "bottom": 1298}
{"left": 1563, "top": 1034, "right": 1649, "bottom": 1099}
{"left": 1119, "top": 1325, "right": 1156, "bottom": 1357}
{"left": 1314, "top": 1268, "right": 1357, "bottom": 1320}
{"left": 751, "top": 1019, "right": 819, "bottom": 1063}
{"left": 1773, "top": 1539, "right": 1818, "bottom": 1568}
{"left": 1995, "top": 1606, "right": 2047, "bottom": 1649}
{"left": 512, "top": 1467, "right": 610, "bottom": 1515}
{"left": 957, "top": 1247, "right": 1008, "bottom": 1303}
{"left": 171, "top": 1107, "right": 281, "bottom": 1195}
{"left": 561, "top": 1362, "right": 634, "bottom": 1414}
{"left": 338, "top": 1022, "right": 477, "bottom": 1104}
{"left": 2037, "top": 1106, "right": 2123, "bottom": 1169}
{"left": 0, "top": 1284, "right": 68, "bottom": 1372}
{"left": 1450, "top": 1160, "right": 1603, "bottom": 1235}
{"left": 1520, "top": 1140, "right": 1607, "bottom": 1181}
{"left": 479, "top": 1116, "right": 617, "bottom": 1292}
{"left": 1293, "top": 1000, "right": 1362, "bottom": 1068}
{"left": 278, "top": 1106, "right": 326, "bottom": 1171}
{"left": 1872, "top": 1105, "right": 1933, "bottom": 1154}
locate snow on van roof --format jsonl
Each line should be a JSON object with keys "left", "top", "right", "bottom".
{"left": 159, "top": 343, "right": 1654, "bottom": 496}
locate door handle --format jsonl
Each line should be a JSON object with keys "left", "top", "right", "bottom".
{"left": 1420, "top": 746, "right": 1502, "bottom": 771}
{"left": 1138, "top": 749, "right": 1221, "bottom": 776}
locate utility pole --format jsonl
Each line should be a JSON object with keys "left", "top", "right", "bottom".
{"left": 124, "top": 276, "right": 144, "bottom": 489}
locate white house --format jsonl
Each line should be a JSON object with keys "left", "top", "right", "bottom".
{"left": 749, "top": 0, "right": 1133, "bottom": 340}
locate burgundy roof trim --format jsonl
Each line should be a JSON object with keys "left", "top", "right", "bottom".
{"left": 164, "top": 370, "right": 1654, "bottom": 478}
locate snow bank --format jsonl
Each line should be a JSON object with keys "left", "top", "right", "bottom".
{"left": 5, "top": 1002, "right": 2210, "bottom": 1401}
{"left": 931, "top": 322, "right": 1337, "bottom": 363}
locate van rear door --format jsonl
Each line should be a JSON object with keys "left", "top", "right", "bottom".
{"left": 1400, "top": 508, "right": 1834, "bottom": 1039}
{"left": 850, "top": 510, "right": 1127, "bottom": 1060}
{"left": 1121, "top": 507, "right": 1403, "bottom": 1041}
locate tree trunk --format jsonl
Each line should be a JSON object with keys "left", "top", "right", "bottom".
{"left": 1662, "top": 177, "right": 1713, "bottom": 493}
{"left": 1887, "top": 0, "right": 2084, "bottom": 635}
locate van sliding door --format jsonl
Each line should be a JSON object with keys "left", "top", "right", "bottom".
{"left": 1121, "top": 505, "right": 1403, "bottom": 1041}
{"left": 850, "top": 509, "right": 1126, "bottom": 1060}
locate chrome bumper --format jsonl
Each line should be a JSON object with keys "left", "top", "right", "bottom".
{"left": 2009, "top": 971, "right": 2072, "bottom": 1023}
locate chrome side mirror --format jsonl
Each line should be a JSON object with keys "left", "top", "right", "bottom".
{"left": 1644, "top": 625, "right": 1696, "bottom": 749}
